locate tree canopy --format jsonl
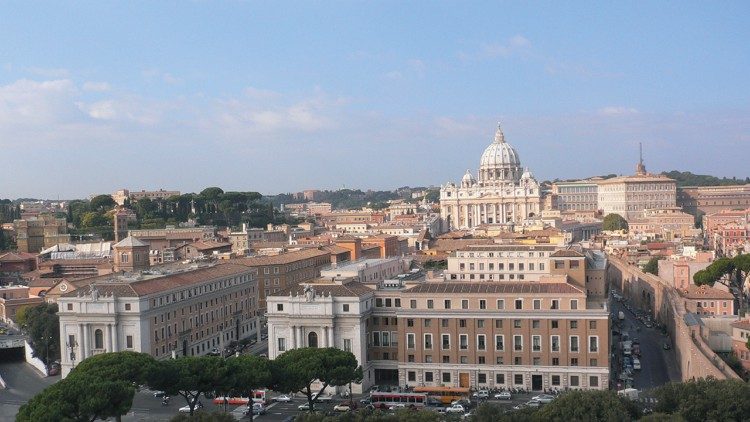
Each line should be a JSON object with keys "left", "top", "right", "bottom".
{"left": 148, "top": 356, "right": 229, "bottom": 415}
{"left": 644, "top": 257, "right": 662, "bottom": 275}
{"left": 603, "top": 213, "right": 629, "bottom": 231}
{"left": 652, "top": 378, "right": 750, "bottom": 422}
{"left": 694, "top": 254, "right": 750, "bottom": 314}
{"left": 662, "top": 170, "right": 749, "bottom": 187}
{"left": 18, "top": 302, "right": 60, "bottom": 366}
{"left": 271, "top": 347, "right": 360, "bottom": 412}
{"left": 535, "top": 390, "right": 640, "bottom": 422}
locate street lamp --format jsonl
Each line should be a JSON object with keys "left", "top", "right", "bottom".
{"left": 66, "top": 338, "right": 78, "bottom": 369}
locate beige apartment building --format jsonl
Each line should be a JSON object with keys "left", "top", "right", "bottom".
{"left": 14, "top": 215, "right": 70, "bottom": 253}
{"left": 57, "top": 262, "right": 259, "bottom": 378}
{"left": 597, "top": 160, "right": 676, "bottom": 221}
{"left": 446, "top": 245, "right": 558, "bottom": 282}
{"left": 628, "top": 207, "right": 698, "bottom": 239}
{"left": 551, "top": 180, "right": 600, "bottom": 212}
{"left": 235, "top": 248, "right": 331, "bottom": 310}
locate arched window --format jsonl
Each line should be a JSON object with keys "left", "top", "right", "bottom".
{"left": 94, "top": 329, "right": 104, "bottom": 349}
{"left": 308, "top": 332, "right": 318, "bottom": 348}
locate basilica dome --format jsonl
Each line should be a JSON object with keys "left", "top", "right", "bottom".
{"left": 478, "top": 124, "right": 522, "bottom": 184}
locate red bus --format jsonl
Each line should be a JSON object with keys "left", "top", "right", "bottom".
{"left": 413, "top": 386, "right": 470, "bottom": 405}
{"left": 370, "top": 392, "right": 428, "bottom": 409}
{"left": 212, "top": 390, "right": 269, "bottom": 405}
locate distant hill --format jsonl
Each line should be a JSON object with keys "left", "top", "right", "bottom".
{"left": 662, "top": 171, "right": 750, "bottom": 187}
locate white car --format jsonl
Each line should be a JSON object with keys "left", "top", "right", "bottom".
{"left": 494, "top": 391, "right": 512, "bottom": 400}
{"left": 633, "top": 358, "right": 641, "bottom": 370}
{"left": 533, "top": 394, "right": 555, "bottom": 404}
{"left": 298, "top": 403, "right": 312, "bottom": 411}
{"left": 473, "top": 390, "right": 490, "bottom": 399}
{"left": 274, "top": 394, "right": 293, "bottom": 402}
{"left": 334, "top": 403, "right": 353, "bottom": 412}
{"left": 446, "top": 404, "right": 466, "bottom": 414}
{"left": 178, "top": 406, "right": 193, "bottom": 413}
{"left": 525, "top": 399, "right": 542, "bottom": 408}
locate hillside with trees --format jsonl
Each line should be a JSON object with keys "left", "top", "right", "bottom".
{"left": 662, "top": 170, "right": 749, "bottom": 187}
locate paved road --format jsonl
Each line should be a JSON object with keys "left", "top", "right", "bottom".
{"left": 609, "top": 294, "right": 680, "bottom": 391}
{"left": 0, "top": 352, "right": 59, "bottom": 422}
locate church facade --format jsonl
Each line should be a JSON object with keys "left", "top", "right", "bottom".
{"left": 440, "top": 125, "right": 542, "bottom": 231}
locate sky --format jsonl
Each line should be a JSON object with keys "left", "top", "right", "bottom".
{"left": 1, "top": 1, "right": 748, "bottom": 199}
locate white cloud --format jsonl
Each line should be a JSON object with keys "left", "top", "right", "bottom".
{"left": 598, "top": 106, "right": 640, "bottom": 116}
{"left": 82, "top": 81, "right": 112, "bottom": 92}
{"left": 462, "top": 35, "right": 532, "bottom": 60}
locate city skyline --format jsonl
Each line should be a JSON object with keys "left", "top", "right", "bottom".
{"left": 1, "top": 1, "right": 749, "bottom": 198}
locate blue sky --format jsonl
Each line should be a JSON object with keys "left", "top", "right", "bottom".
{"left": 1, "top": 1, "right": 748, "bottom": 198}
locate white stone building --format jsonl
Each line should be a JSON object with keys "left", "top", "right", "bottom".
{"left": 440, "top": 125, "right": 542, "bottom": 231}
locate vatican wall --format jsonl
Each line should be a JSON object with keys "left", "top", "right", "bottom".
{"left": 607, "top": 256, "right": 740, "bottom": 382}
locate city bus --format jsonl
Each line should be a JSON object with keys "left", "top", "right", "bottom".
{"left": 212, "top": 390, "right": 269, "bottom": 406}
{"left": 370, "top": 392, "right": 428, "bottom": 409}
{"left": 413, "top": 386, "right": 470, "bottom": 405}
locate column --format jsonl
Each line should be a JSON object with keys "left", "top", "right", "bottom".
{"left": 323, "top": 326, "right": 330, "bottom": 348}
{"left": 107, "top": 324, "right": 113, "bottom": 352}
{"left": 112, "top": 323, "right": 119, "bottom": 351}
{"left": 78, "top": 324, "right": 85, "bottom": 361}
{"left": 291, "top": 325, "right": 297, "bottom": 349}
{"left": 81, "top": 324, "right": 89, "bottom": 359}
{"left": 298, "top": 326, "right": 304, "bottom": 347}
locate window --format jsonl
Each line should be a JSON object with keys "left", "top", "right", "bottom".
{"left": 496, "top": 373, "right": 505, "bottom": 384}
{"left": 514, "top": 374, "right": 524, "bottom": 385}
{"left": 551, "top": 375, "right": 561, "bottom": 386}
{"left": 444, "top": 299, "right": 451, "bottom": 309}
{"left": 495, "top": 319, "right": 503, "bottom": 329}
{"left": 551, "top": 335, "right": 560, "bottom": 352}
{"left": 458, "top": 356, "right": 466, "bottom": 363}
{"left": 343, "top": 304, "right": 350, "bottom": 312}
{"left": 308, "top": 332, "right": 318, "bottom": 348}
{"left": 477, "top": 335, "right": 486, "bottom": 350}
{"left": 376, "top": 298, "right": 383, "bottom": 307}
{"left": 570, "top": 376, "right": 580, "bottom": 387}
{"left": 277, "top": 304, "right": 284, "bottom": 311}
{"left": 410, "top": 300, "right": 417, "bottom": 309}
{"left": 425, "top": 372, "right": 434, "bottom": 382}
{"left": 425, "top": 355, "right": 433, "bottom": 363}
{"left": 589, "top": 376, "right": 599, "bottom": 387}
{"left": 532, "top": 320, "right": 540, "bottom": 329}
{"left": 570, "top": 260, "right": 580, "bottom": 268}
{"left": 571, "top": 299, "right": 578, "bottom": 310}
{"left": 571, "top": 358, "right": 578, "bottom": 366}
{"left": 497, "top": 299, "right": 505, "bottom": 309}
{"left": 126, "top": 335, "right": 133, "bottom": 349}
{"left": 382, "top": 332, "right": 390, "bottom": 347}
{"left": 551, "top": 320, "right": 559, "bottom": 329}
{"left": 478, "top": 373, "right": 487, "bottom": 384}
{"left": 94, "top": 329, "right": 104, "bottom": 349}
{"left": 552, "top": 357, "right": 559, "bottom": 366}
{"left": 373, "top": 332, "right": 381, "bottom": 347}
{"left": 408, "top": 371, "right": 416, "bottom": 382}
{"left": 408, "top": 354, "right": 415, "bottom": 362}
{"left": 495, "top": 335, "right": 505, "bottom": 351}
{"left": 551, "top": 299, "right": 559, "bottom": 310}
{"left": 570, "top": 336, "right": 579, "bottom": 352}
{"left": 589, "top": 320, "right": 596, "bottom": 329}
{"left": 479, "top": 299, "right": 486, "bottom": 309}
{"left": 514, "top": 335, "right": 523, "bottom": 351}
{"left": 497, "top": 356, "right": 504, "bottom": 364}
{"left": 407, "top": 319, "right": 415, "bottom": 327}
{"left": 459, "top": 319, "right": 467, "bottom": 328}
{"left": 278, "top": 338, "right": 287, "bottom": 352}
{"left": 407, "top": 333, "right": 415, "bottom": 349}
{"left": 589, "top": 336, "right": 599, "bottom": 353}
{"left": 570, "top": 320, "right": 578, "bottom": 329}
{"left": 344, "top": 339, "right": 352, "bottom": 352}
{"left": 513, "top": 319, "right": 521, "bottom": 328}
{"left": 424, "top": 334, "right": 433, "bottom": 349}
{"left": 460, "top": 334, "right": 468, "bottom": 350}
{"left": 424, "top": 319, "right": 431, "bottom": 327}
{"left": 442, "top": 372, "right": 451, "bottom": 383}
{"left": 477, "top": 319, "right": 485, "bottom": 328}
{"left": 554, "top": 260, "right": 565, "bottom": 269}
{"left": 479, "top": 356, "right": 486, "bottom": 364}
{"left": 590, "top": 358, "right": 598, "bottom": 366}
{"left": 533, "top": 357, "right": 541, "bottom": 366}
{"left": 515, "top": 299, "right": 523, "bottom": 310}
{"left": 442, "top": 334, "right": 450, "bottom": 350}
{"left": 427, "top": 300, "right": 434, "bottom": 309}
{"left": 533, "top": 299, "right": 541, "bottom": 310}
{"left": 532, "top": 335, "right": 541, "bottom": 352}
{"left": 67, "top": 303, "right": 73, "bottom": 310}
{"left": 125, "top": 303, "right": 131, "bottom": 311}
{"left": 462, "top": 299, "right": 469, "bottom": 309}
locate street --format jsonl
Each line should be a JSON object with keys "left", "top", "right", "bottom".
{"left": 0, "top": 351, "right": 59, "bottom": 422}
{"left": 609, "top": 292, "right": 680, "bottom": 392}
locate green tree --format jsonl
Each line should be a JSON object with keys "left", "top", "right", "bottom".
{"left": 534, "top": 390, "right": 640, "bottom": 421}
{"left": 638, "top": 413, "right": 686, "bottom": 422}
{"left": 644, "top": 257, "right": 662, "bottom": 275}
{"left": 270, "top": 347, "right": 359, "bottom": 412}
{"left": 80, "top": 211, "right": 109, "bottom": 228}
{"left": 652, "top": 378, "right": 750, "bottom": 422}
{"left": 71, "top": 351, "right": 156, "bottom": 385}
{"left": 170, "top": 411, "right": 237, "bottom": 422}
{"left": 224, "top": 355, "right": 272, "bottom": 414}
{"left": 20, "top": 303, "right": 60, "bottom": 367}
{"left": 148, "top": 356, "right": 228, "bottom": 416}
{"left": 694, "top": 254, "right": 750, "bottom": 315}
{"left": 17, "top": 372, "right": 135, "bottom": 422}
{"left": 603, "top": 213, "right": 629, "bottom": 231}
{"left": 89, "top": 194, "right": 116, "bottom": 212}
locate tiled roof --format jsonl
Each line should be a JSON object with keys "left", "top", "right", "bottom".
{"left": 323, "top": 245, "right": 351, "bottom": 255}
{"left": 404, "top": 282, "right": 584, "bottom": 295}
{"left": 681, "top": 285, "right": 734, "bottom": 300}
{"left": 731, "top": 319, "right": 750, "bottom": 330}
{"left": 270, "top": 280, "right": 374, "bottom": 298}
{"left": 0, "top": 252, "right": 37, "bottom": 262}
{"left": 62, "top": 283, "right": 139, "bottom": 298}
{"left": 129, "top": 263, "right": 251, "bottom": 296}
{"left": 235, "top": 249, "right": 330, "bottom": 267}
{"left": 114, "top": 236, "right": 148, "bottom": 248}
{"left": 551, "top": 250, "right": 585, "bottom": 257}
{"left": 186, "top": 240, "right": 232, "bottom": 251}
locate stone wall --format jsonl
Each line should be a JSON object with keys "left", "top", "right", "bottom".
{"left": 607, "top": 256, "right": 739, "bottom": 381}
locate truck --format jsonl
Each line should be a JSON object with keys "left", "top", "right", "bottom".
{"left": 618, "top": 311, "right": 625, "bottom": 321}
{"left": 617, "top": 388, "right": 639, "bottom": 400}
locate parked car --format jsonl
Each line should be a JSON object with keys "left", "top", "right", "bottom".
{"left": 633, "top": 358, "right": 641, "bottom": 370}
{"left": 252, "top": 403, "right": 266, "bottom": 415}
{"left": 473, "top": 390, "right": 490, "bottom": 399}
{"left": 298, "top": 403, "right": 312, "bottom": 411}
{"left": 525, "top": 399, "right": 542, "bottom": 408}
{"left": 532, "top": 394, "right": 555, "bottom": 404}
{"left": 153, "top": 391, "right": 168, "bottom": 398}
{"left": 388, "top": 404, "right": 406, "bottom": 411}
{"left": 494, "top": 391, "right": 512, "bottom": 400}
{"left": 207, "top": 348, "right": 220, "bottom": 356}
{"left": 446, "top": 404, "right": 466, "bottom": 414}
{"left": 334, "top": 402, "right": 353, "bottom": 412}
{"left": 359, "top": 397, "right": 371, "bottom": 405}
{"left": 274, "top": 395, "right": 293, "bottom": 403}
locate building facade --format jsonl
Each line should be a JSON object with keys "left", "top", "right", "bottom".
{"left": 14, "top": 215, "right": 70, "bottom": 253}
{"left": 551, "top": 181, "right": 599, "bottom": 212}
{"left": 440, "top": 125, "right": 542, "bottom": 231}
{"left": 677, "top": 185, "right": 750, "bottom": 217}
{"left": 597, "top": 161, "right": 677, "bottom": 221}
{"left": 57, "top": 263, "right": 259, "bottom": 378}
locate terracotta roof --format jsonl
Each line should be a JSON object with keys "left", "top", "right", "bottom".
{"left": 404, "top": 282, "right": 584, "bottom": 295}
{"left": 235, "top": 249, "right": 330, "bottom": 267}
{"left": 114, "top": 236, "right": 148, "bottom": 248}
{"left": 27, "top": 278, "right": 63, "bottom": 288}
{"left": 62, "top": 283, "right": 139, "bottom": 298}
{"left": 681, "top": 285, "right": 734, "bottom": 300}
{"left": 184, "top": 240, "right": 232, "bottom": 251}
{"left": 0, "top": 252, "right": 37, "bottom": 262}
{"left": 731, "top": 319, "right": 750, "bottom": 330}
{"left": 130, "top": 263, "right": 251, "bottom": 296}
{"left": 323, "top": 245, "right": 351, "bottom": 255}
{"left": 361, "top": 244, "right": 380, "bottom": 251}
{"left": 433, "top": 238, "right": 494, "bottom": 252}
{"left": 270, "top": 280, "right": 374, "bottom": 298}
{"left": 551, "top": 250, "right": 585, "bottom": 257}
